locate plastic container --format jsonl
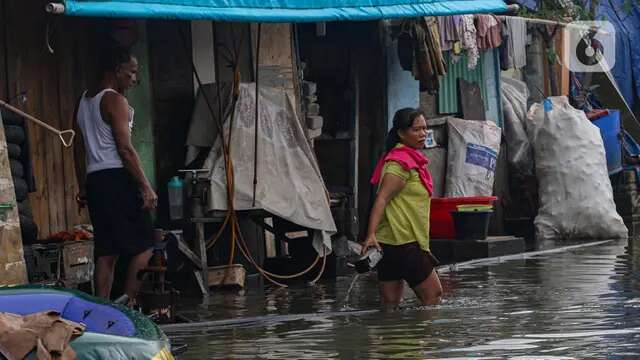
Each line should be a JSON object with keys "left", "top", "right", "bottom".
{"left": 430, "top": 196, "right": 497, "bottom": 239}
{"left": 592, "top": 110, "right": 622, "bottom": 174}
{"left": 167, "top": 176, "right": 184, "bottom": 221}
{"left": 457, "top": 204, "right": 493, "bottom": 212}
{"left": 451, "top": 210, "right": 493, "bottom": 240}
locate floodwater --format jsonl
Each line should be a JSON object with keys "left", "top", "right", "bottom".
{"left": 165, "top": 239, "right": 640, "bottom": 359}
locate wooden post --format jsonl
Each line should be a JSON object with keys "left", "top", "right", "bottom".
{"left": 195, "top": 222, "right": 208, "bottom": 298}
{"left": 556, "top": 30, "right": 570, "bottom": 96}
{"left": 0, "top": 118, "right": 28, "bottom": 285}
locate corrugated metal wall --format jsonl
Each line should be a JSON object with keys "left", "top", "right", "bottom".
{"left": 438, "top": 51, "right": 487, "bottom": 114}
{"left": 483, "top": 49, "right": 502, "bottom": 125}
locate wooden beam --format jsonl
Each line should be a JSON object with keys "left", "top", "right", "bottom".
{"left": 176, "top": 237, "right": 203, "bottom": 270}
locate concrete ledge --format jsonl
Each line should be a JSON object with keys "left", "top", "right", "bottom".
{"left": 431, "top": 236, "right": 526, "bottom": 265}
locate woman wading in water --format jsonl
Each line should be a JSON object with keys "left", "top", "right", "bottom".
{"left": 363, "top": 107, "right": 443, "bottom": 306}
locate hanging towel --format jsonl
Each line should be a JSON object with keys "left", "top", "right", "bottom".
{"left": 506, "top": 17, "right": 527, "bottom": 69}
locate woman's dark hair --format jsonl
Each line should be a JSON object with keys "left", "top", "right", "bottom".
{"left": 384, "top": 107, "right": 426, "bottom": 151}
{"left": 98, "top": 44, "right": 134, "bottom": 75}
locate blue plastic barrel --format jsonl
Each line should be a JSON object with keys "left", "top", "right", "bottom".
{"left": 592, "top": 110, "right": 622, "bottom": 175}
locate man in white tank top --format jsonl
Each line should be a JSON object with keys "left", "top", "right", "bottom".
{"left": 73, "top": 46, "right": 157, "bottom": 304}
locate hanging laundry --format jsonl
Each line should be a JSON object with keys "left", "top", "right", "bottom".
{"left": 476, "top": 14, "right": 503, "bottom": 50}
{"left": 451, "top": 15, "right": 463, "bottom": 55}
{"left": 396, "top": 19, "right": 415, "bottom": 72}
{"left": 395, "top": 17, "right": 447, "bottom": 93}
{"left": 424, "top": 17, "right": 447, "bottom": 75}
{"left": 506, "top": 17, "right": 527, "bottom": 69}
{"left": 412, "top": 17, "right": 447, "bottom": 93}
{"left": 499, "top": 19, "right": 511, "bottom": 70}
{"left": 437, "top": 16, "right": 460, "bottom": 51}
{"left": 459, "top": 15, "right": 479, "bottom": 70}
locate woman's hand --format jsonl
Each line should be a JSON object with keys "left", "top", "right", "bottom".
{"left": 362, "top": 233, "right": 382, "bottom": 255}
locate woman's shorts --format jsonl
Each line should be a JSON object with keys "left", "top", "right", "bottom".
{"left": 376, "top": 242, "right": 440, "bottom": 288}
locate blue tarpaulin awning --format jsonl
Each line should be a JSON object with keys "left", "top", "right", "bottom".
{"left": 59, "top": 0, "right": 508, "bottom": 22}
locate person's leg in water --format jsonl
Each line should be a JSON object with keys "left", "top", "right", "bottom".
{"left": 379, "top": 280, "right": 405, "bottom": 307}
{"left": 95, "top": 255, "right": 118, "bottom": 298}
{"left": 123, "top": 248, "right": 153, "bottom": 305}
{"left": 412, "top": 270, "right": 443, "bottom": 306}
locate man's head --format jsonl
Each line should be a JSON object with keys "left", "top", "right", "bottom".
{"left": 99, "top": 46, "right": 138, "bottom": 92}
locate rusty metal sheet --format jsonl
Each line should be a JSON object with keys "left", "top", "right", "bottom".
{"left": 458, "top": 78, "right": 486, "bottom": 120}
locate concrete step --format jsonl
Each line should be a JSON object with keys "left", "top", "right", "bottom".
{"left": 431, "top": 236, "right": 526, "bottom": 265}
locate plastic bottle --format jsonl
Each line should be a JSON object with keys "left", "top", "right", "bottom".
{"left": 167, "top": 176, "right": 184, "bottom": 220}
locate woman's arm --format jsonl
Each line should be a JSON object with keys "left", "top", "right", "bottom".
{"left": 362, "top": 173, "right": 406, "bottom": 254}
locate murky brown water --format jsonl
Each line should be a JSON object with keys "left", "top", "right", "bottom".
{"left": 165, "top": 239, "right": 640, "bottom": 359}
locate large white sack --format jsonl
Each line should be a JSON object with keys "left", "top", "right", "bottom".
{"left": 527, "top": 96, "right": 627, "bottom": 240}
{"left": 445, "top": 118, "right": 501, "bottom": 197}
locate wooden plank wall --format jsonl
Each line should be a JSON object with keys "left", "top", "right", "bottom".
{"left": 1, "top": 1, "right": 93, "bottom": 238}
{"left": 147, "top": 20, "right": 194, "bottom": 227}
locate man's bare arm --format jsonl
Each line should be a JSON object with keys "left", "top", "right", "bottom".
{"left": 102, "top": 92, "right": 157, "bottom": 210}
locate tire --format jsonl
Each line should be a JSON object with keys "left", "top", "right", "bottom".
{"left": 13, "top": 177, "right": 28, "bottom": 202}
{"left": 18, "top": 201, "right": 32, "bottom": 217}
{"left": 19, "top": 214, "right": 38, "bottom": 244}
{"left": 9, "top": 160, "right": 24, "bottom": 178}
{"left": 7, "top": 143, "right": 21, "bottom": 159}
{"left": 5, "top": 125, "right": 25, "bottom": 145}
{"left": 1, "top": 114, "right": 24, "bottom": 126}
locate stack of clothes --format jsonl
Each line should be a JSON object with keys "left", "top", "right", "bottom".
{"left": 0, "top": 311, "right": 85, "bottom": 360}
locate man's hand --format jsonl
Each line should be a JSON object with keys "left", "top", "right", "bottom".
{"left": 141, "top": 186, "right": 158, "bottom": 210}
{"left": 76, "top": 192, "right": 88, "bottom": 214}
{"left": 362, "top": 233, "right": 381, "bottom": 255}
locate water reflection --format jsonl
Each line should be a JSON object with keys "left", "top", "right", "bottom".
{"left": 169, "top": 239, "right": 640, "bottom": 359}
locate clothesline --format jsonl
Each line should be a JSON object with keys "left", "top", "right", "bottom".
{"left": 496, "top": 15, "right": 569, "bottom": 27}
{"left": 496, "top": 15, "right": 612, "bottom": 35}
{"left": 406, "top": 12, "right": 603, "bottom": 89}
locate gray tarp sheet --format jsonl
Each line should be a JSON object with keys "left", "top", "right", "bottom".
{"left": 194, "top": 84, "right": 335, "bottom": 255}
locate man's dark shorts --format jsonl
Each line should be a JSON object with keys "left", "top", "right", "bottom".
{"left": 377, "top": 242, "right": 440, "bottom": 288}
{"left": 86, "top": 168, "right": 153, "bottom": 258}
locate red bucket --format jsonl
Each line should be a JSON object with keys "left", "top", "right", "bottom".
{"left": 430, "top": 196, "right": 498, "bottom": 239}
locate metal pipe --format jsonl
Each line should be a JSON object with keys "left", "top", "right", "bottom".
{"left": 0, "top": 99, "right": 75, "bottom": 147}
{"left": 46, "top": 3, "right": 65, "bottom": 14}
{"left": 252, "top": 23, "right": 261, "bottom": 208}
